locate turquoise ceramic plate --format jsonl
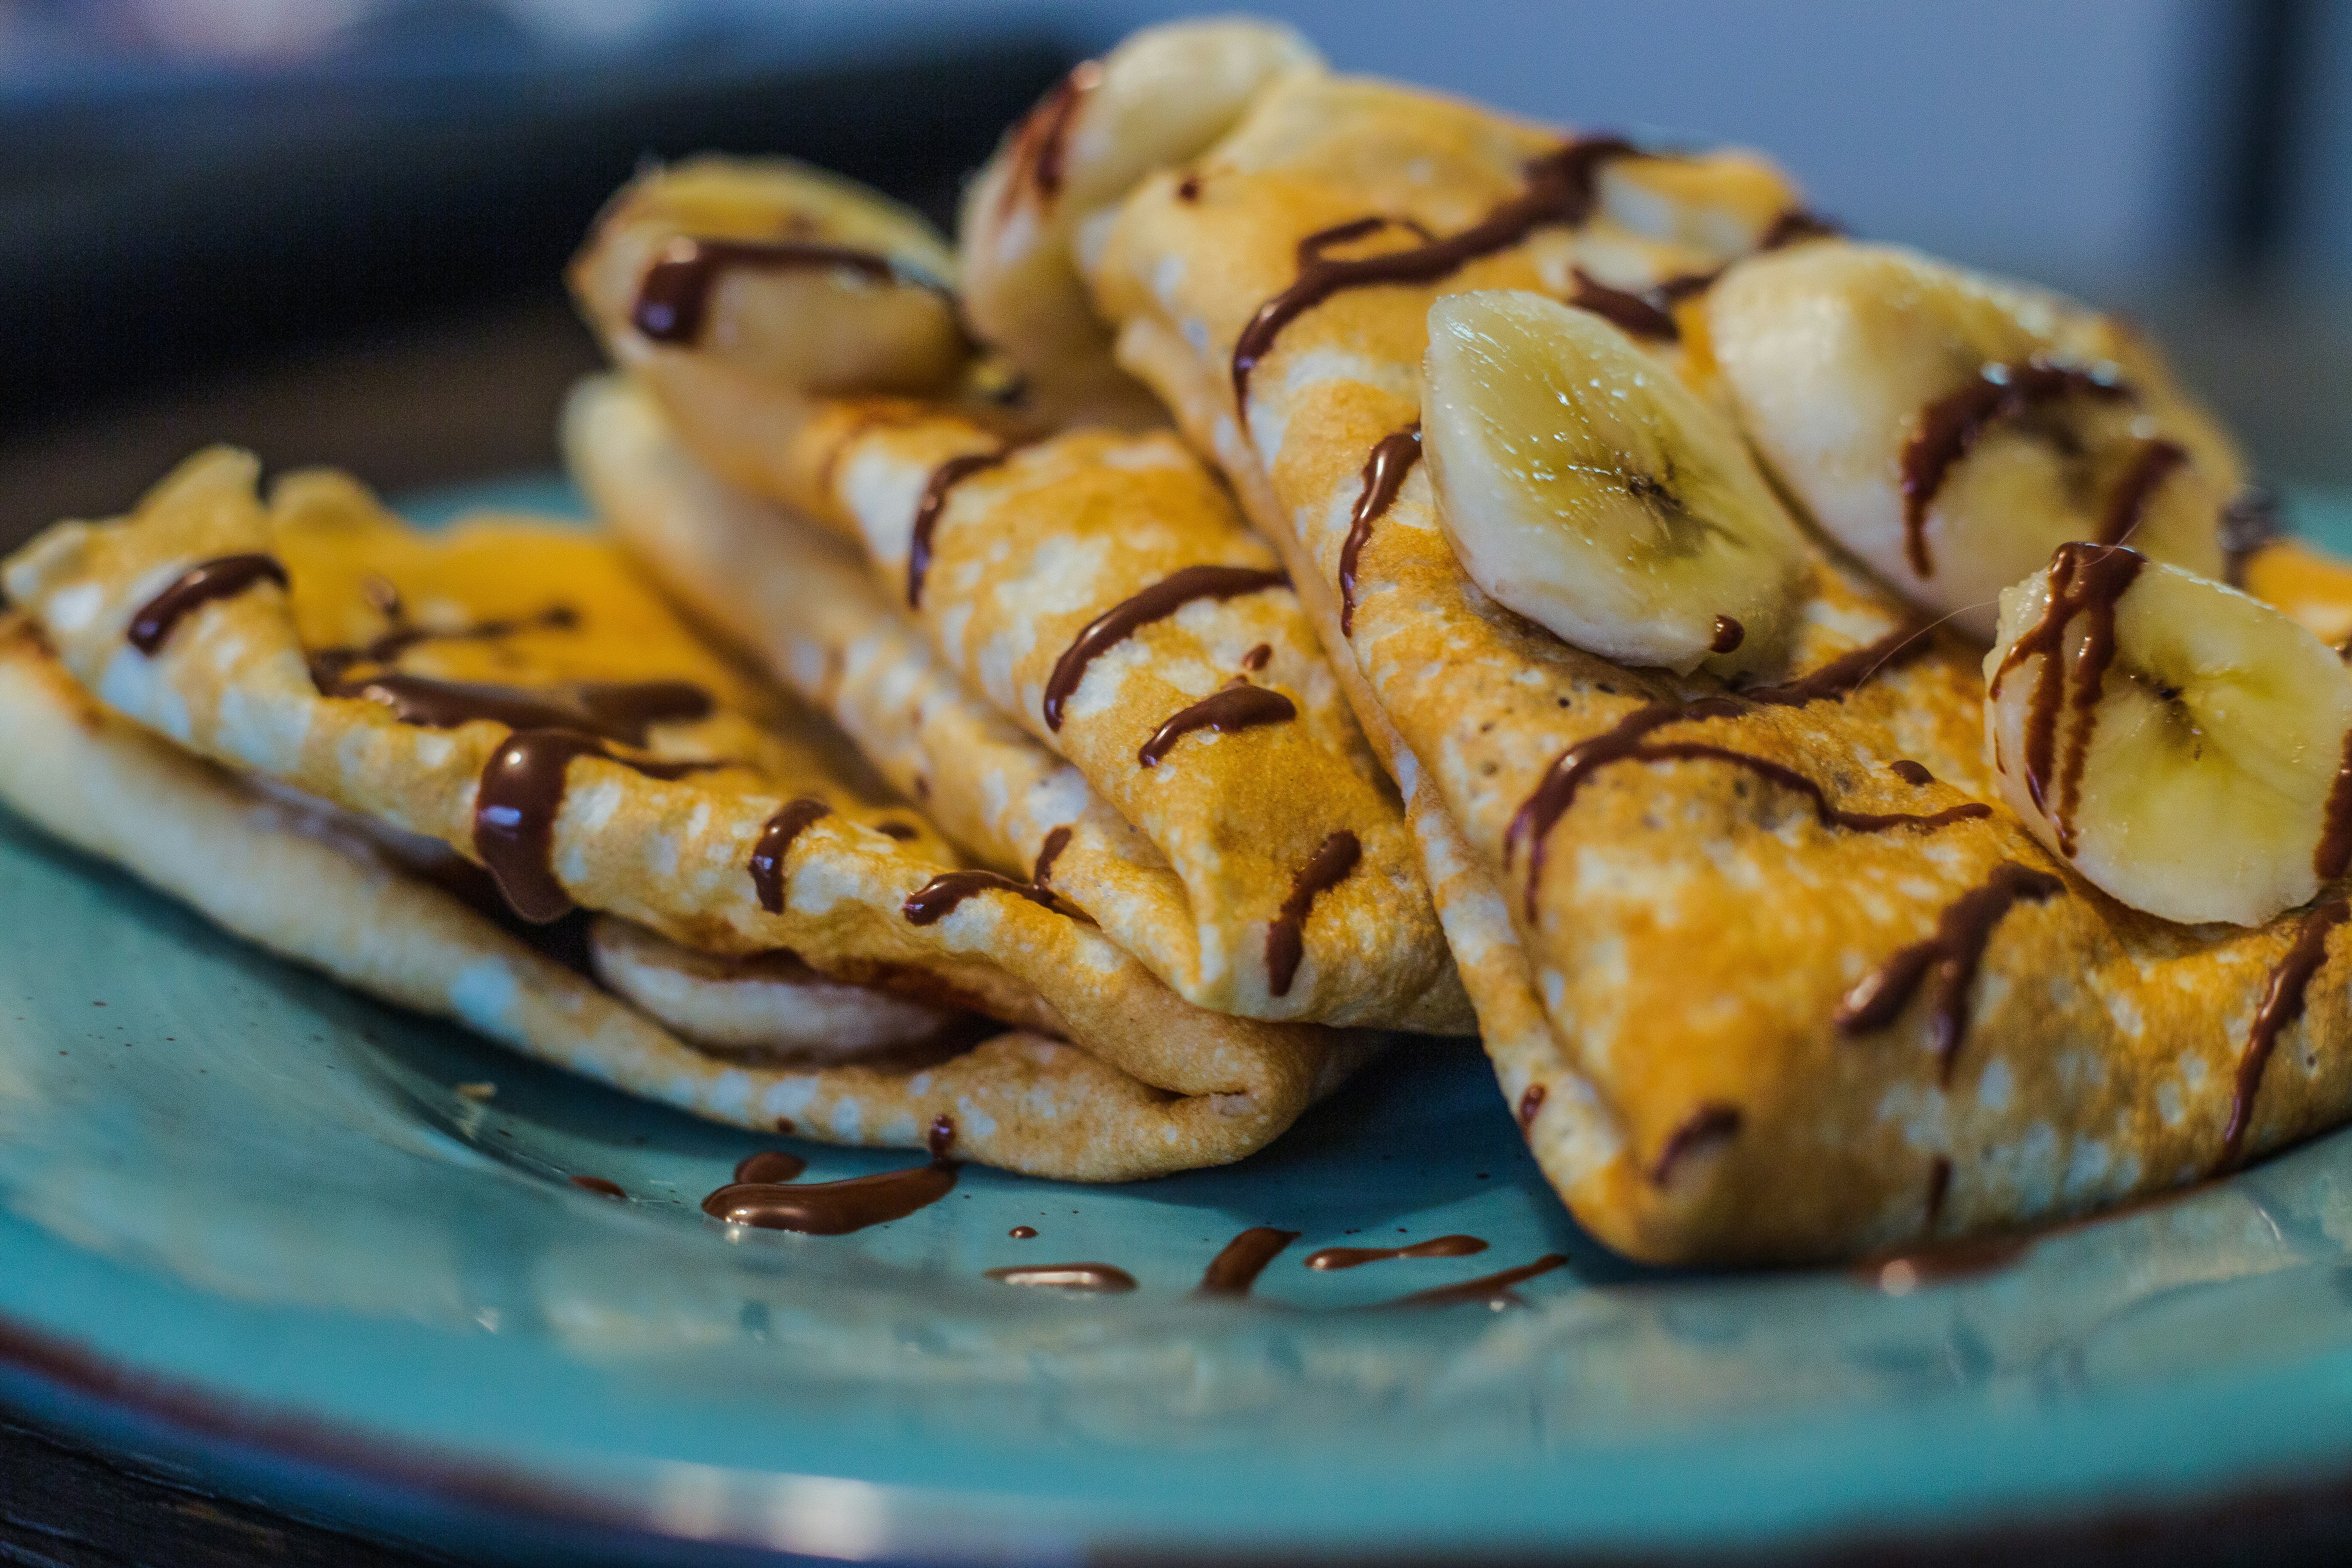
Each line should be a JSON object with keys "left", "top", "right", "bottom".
{"left": 5, "top": 480, "right": 2352, "bottom": 1565}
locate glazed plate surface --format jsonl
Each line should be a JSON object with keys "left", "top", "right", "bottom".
{"left": 6, "top": 479, "right": 2352, "bottom": 1565}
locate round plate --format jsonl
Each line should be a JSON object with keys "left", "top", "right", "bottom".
{"left": 5, "top": 479, "right": 2352, "bottom": 1565}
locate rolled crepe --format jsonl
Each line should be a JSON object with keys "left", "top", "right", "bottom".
{"left": 2, "top": 451, "right": 1390, "bottom": 1178}
{"left": 1077, "top": 67, "right": 2352, "bottom": 1259}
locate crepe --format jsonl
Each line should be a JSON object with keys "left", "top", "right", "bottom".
{"left": 0, "top": 451, "right": 1389, "bottom": 1179}
{"left": 1071, "top": 67, "right": 2352, "bottom": 1260}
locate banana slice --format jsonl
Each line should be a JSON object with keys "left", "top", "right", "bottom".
{"left": 1984, "top": 543, "right": 2352, "bottom": 927}
{"left": 1423, "top": 289, "right": 1807, "bottom": 676}
{"left": 570, "top": 156, "right": 969, "bottom": 397}
{"left": 1709, "top": 242, "right": 2242, "bottom": 640}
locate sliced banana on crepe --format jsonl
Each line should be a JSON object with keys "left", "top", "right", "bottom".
{"left": 1985, "top": 543, "right": 2352, "bottom": 927}
{"left": 1422, "top": 289, "right": 1806, "bottom": 676}
{"left": 570, "top": 155, "right": 969, "bottom": 397}
{"left": 1710, "top": 242, "right": 2240, "bottom": 640}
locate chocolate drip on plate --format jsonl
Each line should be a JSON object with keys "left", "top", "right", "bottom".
{"left": 1568, "top": 267, "right": 1681, "bottom": 340}
{"left": 631, "top": 238, "right": 946, "bottom": 346}
{"left": 2219, "top": 898, "right": 2350, "bottom": 1170}
{"left": 569, "top": 1176, "right": 626, "bottom": 1199}
{"left": 127, "top": 554, "right": 288, "bottom": 655}
{"left": 1648, "top": 1105, "right": 1742, "bottom": 1185}
{"left": 701, "top": 1156, "right": 957, "bottom": 1234}
{"left": 1197, "top": 1227, "right": 1300, "bottom": 1295}
{"left": 1834, "top": 861, "right": 2064, "bottom": 1080}
{"left": 1265, "top": 830, "right": 1362, "bottom": 996}
{"left": 1371, "top": 1253, "right": 1568, "bottom": 1310}
{"left": 902, "top": 869, "right": 1060, "bottom": 926}
{"left": 986, "top": 1263, "right": 1137, "bottom": 1292}
{"left": 1304, "top": 1235, "right": 1488, "bottom": 1270}
{"left": 1009, "top": 1225, "right": 1038, "bottom": 1239}
{"left": 749, "top": 798, "right": 832, "bottom": 914}
{"left": 1042, "top": 564, "right": 1289, "bottom": 729}
{"left": 1339, "top": 423, "right": 1422, "bottom": 635}
{"left": 1136, "top": 685, "right": 1296, "bottom": 767}
{"left": 734, "top": 1150, "right": 808, "bottom": 1185}
{"left": 1900, "top": 361, "right": 2132, "bottom": 576}
{"left": 2097, "top": 438, "right": 2189, "bottom": 546}
{"left": 908, "top": 449, "right": 1014, "bottom": 609}
{"left": 1987, "top": 542, "right": 2146, "bottom": 858}
{"left": 472, "top": 730, "right": 713, "bottom": 924}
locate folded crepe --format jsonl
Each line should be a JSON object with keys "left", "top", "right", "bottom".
{"left": 1062, "top": 64, "right": 2352, "bottom": 1259}
{"left": 567, "top": 156, "right": 1470, "bottom": 1032}
{"left": 0, "top": 450, "right": 1387, "bottom": 1179}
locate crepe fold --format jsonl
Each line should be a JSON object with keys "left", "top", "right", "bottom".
{"left": 1077, "top": 69, "right": 2352, "bottom": 1260}
{"left": 0, "top": 450, "right": 1389, "bottom": 1179}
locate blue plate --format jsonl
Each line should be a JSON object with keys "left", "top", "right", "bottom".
{"left": 4, "top": 480, "right": 2352, "bottom": 1565}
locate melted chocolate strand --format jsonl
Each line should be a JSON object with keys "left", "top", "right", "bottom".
{"left": 1517, "top": 1084, "right": 1546, "bottom": 1127}
{"left": 908, "top": 450, "right": 1014, "bottom": 609}
{"left": 2318, "top": 731, "right": 2352, "bottom": 881}
{"left": 1338, "top": 424, "right": 1422, "bottom": 635}
{"left": 748, "top": 798, "right": 831, "bottom": 914}
{"left": 1987, "top": 542, "right": 2146, "bottom": 857}
{"left": 1834, "top": 861, "right": 2065, "bottom": 1080}
{"left": 1304, "top": 1235, "right": 1488, "bottom": 1270}
{"left": 1004, "top": 59, "right": 1104, "bottom": 212}
{"left": 700, "top": 1158, "right": 957, "bottom": 1234}
{"left": 1568, "top": 267, "right": 1680, "bottom": 340}
{"left": 734, "top": 1151, "right": 808, "bottom": 1185}
{"left": 1648, "top": 1104, "right": 1742, "bottom": 1185}
{"left": 569, "top": 1176, "right": 626, "bottom": 1199}
{"left": 632, "top": 238, "right": 946, "bottom": 346}
{"left": 307, "top": 603, "right": 577, "bottom": 684}
{"left": 472, "top": 731, "right": 712, "bottom": 924}
{"left": 330, "top": 673, "right": 710, "bottom": 747}
{"left": 1136, "top": 685, "right": 1297, "bottom": 767}
{"left": 1042, "top": 564, "right": 1289, "bottom": 729}
{"left": 1197, "top": 1227, "right": 1301, "bottom": 1296}
{"left": 1744, "top": 625, "right": 1933, "bottom": 707}
{"left": 2097, "top": 438, "right": 2189, "bottom": 546}
{"left": 2219, "top": 899, "right": 2350, "bottom": 1170}
{"left": 1900, "top": 361, "right": 2132, "bottom": 576}
{"left": 2220, "top": 486, "right": 2283, "bottom": 587}
{"left": 1890, "top": 760, "right": 1936, "bottom": 786}
{"left": 1709, "top": 616, "right": 1745, "bottom": 655}
{"left": 986, "top": 1263, "right": 1138, "bottom": 1292}
{"left": 127, "top": 554, "right": 288, "bottom": 655}
{"left": 1265, "top": 830, "right": 1362, "bottom": 996}
{"left": 1032, "top": 824, "right": 1072, "bottom": 884}
{"left": 1230, "top": 135, "right": 1638, "bottom": 406}
{"left": 1372, "top": 1253, "right": 1568, "bottom": 1310}
{"left": 902, "top": 870, "right": 1060, "bottom": 926}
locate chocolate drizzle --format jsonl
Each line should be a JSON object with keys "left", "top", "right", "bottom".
{"left": 631, "top": 238, "right": 948, "bottom": 346}
{"left": 472, "top": 731, "right": 713, "bottom": 923}
{"left": 986, "top": 1263, "right": 1137, "bottom": 1292}
{"left": 700, "top": 1153, "right": 957, "bottom": 1234}
{"left": 328, "top": 673, "right": 711, "bottom": 747}
{"left": 2220, "top": 486, "right": 2283, "bottom": 587}
{"left": 306, "top": 602, "right": 578, "bottom": 685}
{"left": 908, "top": 449, "right": 1014, "bottom": 609}
{"left": 1517, "top": 1084, "right": 1546, "bottom": 1127}
{"left": 1373, "top": 1253, "right": 1568, "bottom": 1310}
{"left": 1305, "top": 1235, "right": 1488, "bottom": 1270}
{"left": 1834, "top": 861, "right": 2065, "bottom": 1079}
{"left": 2097, "top": 438, "right": 2188, "bottom": 546}
{"left": 1987, "top": 542, "right": 2146, "bottom": 858}
{"left": 902, "top": 869, "right": 1060, "bottom": 926}
{"left": 1265, "top": 830, "right": 1362, "bottom": 996}
{"left": 1032, "top": 824, "right": 1072, "bottom": 884}
{"left": 1136, "top": 685, "right": 1296, "bottom": 767}
{"left": 1648, "top": 1105, "right": 1742, "bottom": 1185}
{"left": 127, "top": 554, "right": 288, "bottom": 655}
{"left": 1042, "top": 564, "right": 1289, "bottom": 729}
{"left": 1230, "top": 135, "right": 1638, "bottom": 406}
{"left": 749, "top": 798, "right": 831, "bottom": 914}
{"left": 1197, "top": 1227, "right": 1300, "bottom": 1295}
{"left": 1899, "top": 361, "right": 2132, "bottom": 576}
{"left": 1743, "top": 625, "right": 1932, "bottom": 708}
{"left": 1568, "top": 267, "right": 1680, "bottom": 340}
{"left": 1890, "top": 760, "right": 1936, "bottom": 786}
{"left": 1339, "top": 424, "right": 1422, "bottom": 635}
{"left": 2219, "top": 898, "right": 2350, "bottom": 1170}
{"left": 1709, "top": 616, "right": 1745, "bottom": 655}
{"left": 1003, "top": 59, "right": 1104, "bottom": 213}
{"left": 734, "top": 1151, "right": 808, "bottom": 1185}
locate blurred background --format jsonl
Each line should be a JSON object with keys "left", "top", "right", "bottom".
{"left": 1, "top": 0, "right": 2346, "bottom": 548}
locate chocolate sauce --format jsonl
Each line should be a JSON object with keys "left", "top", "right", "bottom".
{"left": 631, "top": 238, "right": 947, "bottom": 347}
{"left": 1924, "top": 1154, "right": 1954, "bottom": 1231}
{"left": 2220, "top": 485, "right": 2282, "bottom": 588}
{"left": 1372, "top": 1253, "right": 1568, "bottom": 1309}
{"left": 1517, "top": 1084, "right": 1546, "bottom": 1127}
{"left": 902, "top": 869, "right": 1059, "bottom": 926}
{"left": 734, "top": 1150, "right": 808, "bottom": 1185}
{"left": 1648, "top": 1104, "right": 1741, "bottom": 1185}
{"left": 569, "top": 1176, "right": 626, "bottom": 1199}
{"left": 700, "top": 1157, "right": 957, "bottom": 1234}
{"left": 1568, "top": 267, "right": 1681, "bottom": 340}
{"left": 1009, "top": 1225, "right": 1038, "bottom": 1239}
{"left": 1987, "top": 542, "right": 2145, "bottom": 857}
{"left": 1176, "top": 174, "right": 1202, "bottom": 203}
{"left": 1305, "top": 1235, "right": 1488, "bottom": 1270}
{"left": 1242, "top": 643, "right": 1273, "bottom": 672}
{"left": 1743, "top": 625, "right": 1932, "bottom": 708}
{"left": 1889, "top": 760, "right": 1936, "bottom": 786}
{"left": 1709, "top": 615, "right": 1745, "bottom": 655}
{"left": 1003, "top": 59, "right": 1104, "bottom": 211}
{"left": 749, "top": 798, "right": 832, "bottom": 914}
{"left": 1032, "top": 825, "right": 1072, "bottom": 884}
{"left": 330, "top": 673, "right": 711, "bottom": 747}
{"left": 2318, "top": 732, "right": 2352, "bottom": 882}
{"left": 2219, "top": 898, "right": 2350, "bottom": 1170}
{"left": 1265, "top": 830, "right": 1362, "bottom": 996}
{"left": 1899, "top": 361, "right": 2132, "bottom": 576}
{"left": 1041, "top": 564, "right": 1289, "bottom": 729}
{"left": 1834, "top": 861, "right": 2065, "bottom": 1079}
{"left": 127, "top": 554, "right": 288, "bottom": 655}
{"left": 907, "top": 450, "right": 1013, "bottom": 608}
{"left": 876, "top": 821, "right": 919, "bottom": 839}
{"left": 472, "top": 730, "right": 712, "bottom": 923}
{"left": 1230, "top": 135, "right": 1638, "bottom": 406}
{"left": 1136, "top": 685, "right": 1296, "bottom": 767}
{"left": 306, "top": 603, "right": 577, "bottom": 684}
{"left": 985, "top": 1263, "right": 1137, "bottom": 1292}
{"left": 1339, "top": 424, "right": 1422, "bottom": 635}
{"left": 1197, "top": 1227, "right": 1300, "bottom": 1295}
{"left": 928, "top": 1115, "right": 956, "bottom": 1158}
{"left": 2097, "top": 438, "right": 2188, "bottom": 546}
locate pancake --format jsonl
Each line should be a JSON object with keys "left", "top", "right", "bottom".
{"left": 2, "top": 452, "right": 1391, "bottom": 1178}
